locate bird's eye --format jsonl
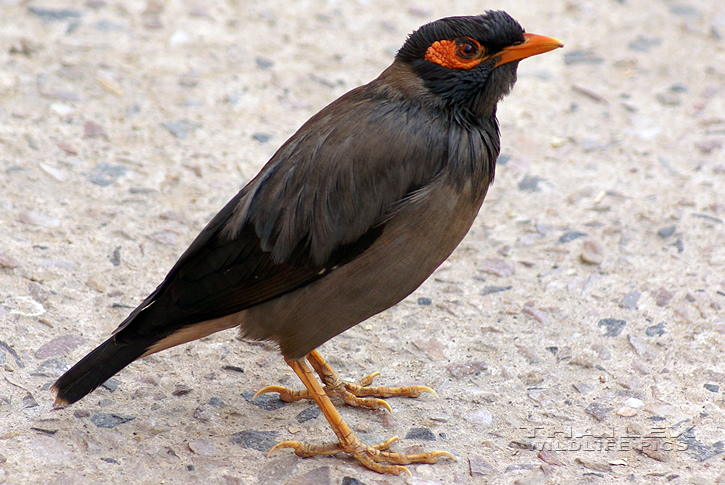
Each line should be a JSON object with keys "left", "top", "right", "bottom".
{"left": 457, "top": 42, "right": 476, "bottom": 59}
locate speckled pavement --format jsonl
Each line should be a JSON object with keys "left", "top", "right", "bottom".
{"left": 1, "top": 0, "right": 724, "bottom": 484}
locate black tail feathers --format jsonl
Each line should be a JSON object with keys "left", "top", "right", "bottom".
{"left": 52, "top": 336, "right": 151, "bottom": 407}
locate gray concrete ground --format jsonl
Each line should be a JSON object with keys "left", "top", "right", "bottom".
{"left": 1, "top": 0, "right": 725, "bottom": 483}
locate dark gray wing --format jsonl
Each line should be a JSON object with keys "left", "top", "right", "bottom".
{"left": 113, "top": 80, "right": 450, "bottom": 343}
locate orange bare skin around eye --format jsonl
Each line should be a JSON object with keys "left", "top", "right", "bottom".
{"left": 424, "top": 39, "right": 484, "bottom": 70}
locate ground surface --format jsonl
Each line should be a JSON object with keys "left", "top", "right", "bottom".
{"left": 1, "top": 0, "right": 725, "bottom": 484}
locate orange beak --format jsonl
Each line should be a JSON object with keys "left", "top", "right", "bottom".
{"left": 494, "top": 33, "right": 563, "bottom": 68}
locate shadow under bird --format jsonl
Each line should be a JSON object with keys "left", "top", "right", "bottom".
{"left": 53, "top": 10, "right": 562, "bottom": 475}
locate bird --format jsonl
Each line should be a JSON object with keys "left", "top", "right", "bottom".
{"left": 52, "top": 11, "right": 562, "bottom": 476}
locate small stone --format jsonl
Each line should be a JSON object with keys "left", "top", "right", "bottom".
{"left": 22, "top": 392, "right": 39, "bottom": 409}
{"left": 169, "top": 30, "right": 190, "bottom": 45}
{"left": 88, "top": 163, "right": 128, "bottom": 186}
{"left": 515, "top": 344, "right": 541, "bottom": 364}
{"left": 645, "top": 322, "right": 666, "bottom": 337}
{"left": 638, "top": 437, "right": 670, "bottom": 462}
{"left": 101, "top": 377, "right": 121, "bottom": 392}
{"left": 413, "top": 338, "right": 446, "bottom": 361}
{"left": 643, "top": 403, "right": 677, "bottom": 418}
{"left": 631, "top": 359, "right": 650, "bottom": 375}
{"left": 598, "top": 318, "right": 626, "bottom": 337}
{"left": 84, "top": 121, "right": 109, "bottom": 140}
{"left": 480, "top": 285, "right": 511, "bottom": 296}
{"left": 447, "top": 361, "right": 487, "bottom": 378}
{"left": 417, "top": 297, "right": 432, "bottom": 306}
{"left": 464, "top": 407, "right": 493, "bottom": 427}
{"left": 556, "top": 347, "right": 572, "bottom": 362}
{"left": 28, "top": 7, "right": 82, "bottom": 22}
{"left": 150, "top": 231, "right": 177, "bottom": 246}
{"left": 252, "top": 133, "right": 271, "bottom": 143}
{"left": 110, "top": 246, "right": 122, "bottom": 266}
{"left": 28, "top": 436, "right": 73, "bottom": 462}
{"left": 35, "top": 335, "right": 86, "bottom": 359}
{"left": 341, "top": 478, "right": 366, "bottom": 485}
{"left": 18, "top": 211, "right": 60, "bottom": 227}
{"left": 193, "top": 406, "right": 211, "bottom": 422}
{"left": 538, "top": 449, "right": 565, "bottom": 466}
{"left": 90, "top": 413, "right": 135, "bottom": 428}
{"left": 39, "top": 259, "right": 75, "bottom": 271}
{"left": 469, "top": 454, "right": 496, "bottom": 476}
{"left": 287, "top": 467, "right": 330, "bottom": 485}
{"left": 230, "top": 430, "right": 278, "bottom": 452}
{"left": 575, "top": 458, "right": 611, "bottom": 472}
{"left": 496, "top": 154, "right": 511, "bottom": 165}
{"left": 704, "top": 383, "right": 719, "bottom": 393}
{"left": 188, "top": 439, "right": 218, "bottom": 456}
{"left": 255, "top": 57, "right": 274, "bottom": 69}
{"left": 670, "top": 4, "right": 698, "bottom": 16}
{"left": 625, "top": 397, "right": 644, "bottom": 408}
{"left": 617, "top": 406, "right": 637, "bottom": 417}
{"left": 573, "top": 382, "right": 597, "bottom": 395}
{"left": 40, "top": 163, "right": 67, "bottom": 182}
{"left": 295, "top": 406, "right": 321, "bottom": 423}
{"left": 0, "top": 252, "right": 19, "bottom": 269}
{"left": 31, "top": 358, "right": 69, "bottom": 378}
{"left": 592, "top": 344, "right": 611, "bottom": 361}
{"left": 73, "top": 409, "right": 90, "bottom": 418}
{"left": 559, "top": 231, "right": 587, "bottom": 243}
{"left": 221, "top": 364, "right": 244, "bottom": 373}
{"left": 628, "top": 334, "right": 656, "bottom": 360}
{"left": 242, "top": 391, "right": 286, "bottom": 411}
{"left": 654, "top": 287, "right": 675, "bottom": 307}
{"left": 518, "top": 174, "right": 546, "bottom": 192}
{"left": 28, "top": 282, "right": 49, "bottom": 303}
{"left": 51, "top": 103, "right": 74, "bottom": 115}
{"left": 522, "top": 304, "right": 550, "bottom": 325}
{"left": 564, "top": 49, "right": 604, "bottom": 65}
{"left": 172, "top": 384, "right": 192, "bottom": 396}
{"left": 478, "top": 258, "right": 514, "bottom": 276}
{"left": 85, "top": 275, "right": 107, "bottom": 293}
{"left": 584, "top": 402, "right": 612, "bottom": 421}
{"left": 657, "top": 225, "right": 676, "bottom": 238}
{"left": 405, "top": 427, "right": 436, "bottom": 441}
{"left": 0, "top": 341, "right": 22, "bottom": 368}
{"left": 162, "top": 119, "right": 201, "bottom": 139}
{"left": 137, "top": 374, "right": 158, "bottom": 386}
{"left": 695, "top": 138, "right": 723, "bottom": 153}
{"left": 673, "top": 306, "right": 690, "bottom": 323}
{"left": 209, "top": 397, "right": 224, "bottom": 407}
{"left": 224, "top": 475, "right": 244, "bottom": 485}
{"left": 656, "top": 91, "right": 681, "bottom": 106}
{"left": 678, "top": 430, "right": 725, "bottom": 462}
{"left": 580, "top": 239, "right": 604, "bottom": 265}
{"left": 627, "top": 36, "right": 662, "bottom": 52}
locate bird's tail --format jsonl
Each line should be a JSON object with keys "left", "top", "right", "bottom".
{"left": 52, "top": 336, "right": 152, "bottom": 407}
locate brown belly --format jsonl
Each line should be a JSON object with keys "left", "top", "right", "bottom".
{"left": 241, "top": 178, "right": 487, "bottom": 359}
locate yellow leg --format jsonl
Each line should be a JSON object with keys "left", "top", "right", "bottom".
{"left": 254, "top": 349, "right": 436, "bottom": 414}
{"left": 268, "top": 357, "right": 453, "bottom": 476}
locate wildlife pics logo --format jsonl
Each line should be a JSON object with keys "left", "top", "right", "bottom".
{"left": 517, "top": 425, "right": 689, "bottom": 453}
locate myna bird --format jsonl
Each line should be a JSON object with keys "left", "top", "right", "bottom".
{"left": 53, "top": 11, "right": 562, "bottom": 475}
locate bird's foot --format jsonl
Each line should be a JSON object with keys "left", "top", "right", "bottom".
{"left": 260, "top": 353, "right": 453, "bottom": 475}
{"left": 269, "top": 434, "right": 454, "bottom": 476}
{"left": 253, "top": 349, "right": 436, "bottom": 413}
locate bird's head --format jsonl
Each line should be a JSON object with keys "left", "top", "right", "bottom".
{"left": 396, "top": 11, "right": 562, "bottom": 118}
